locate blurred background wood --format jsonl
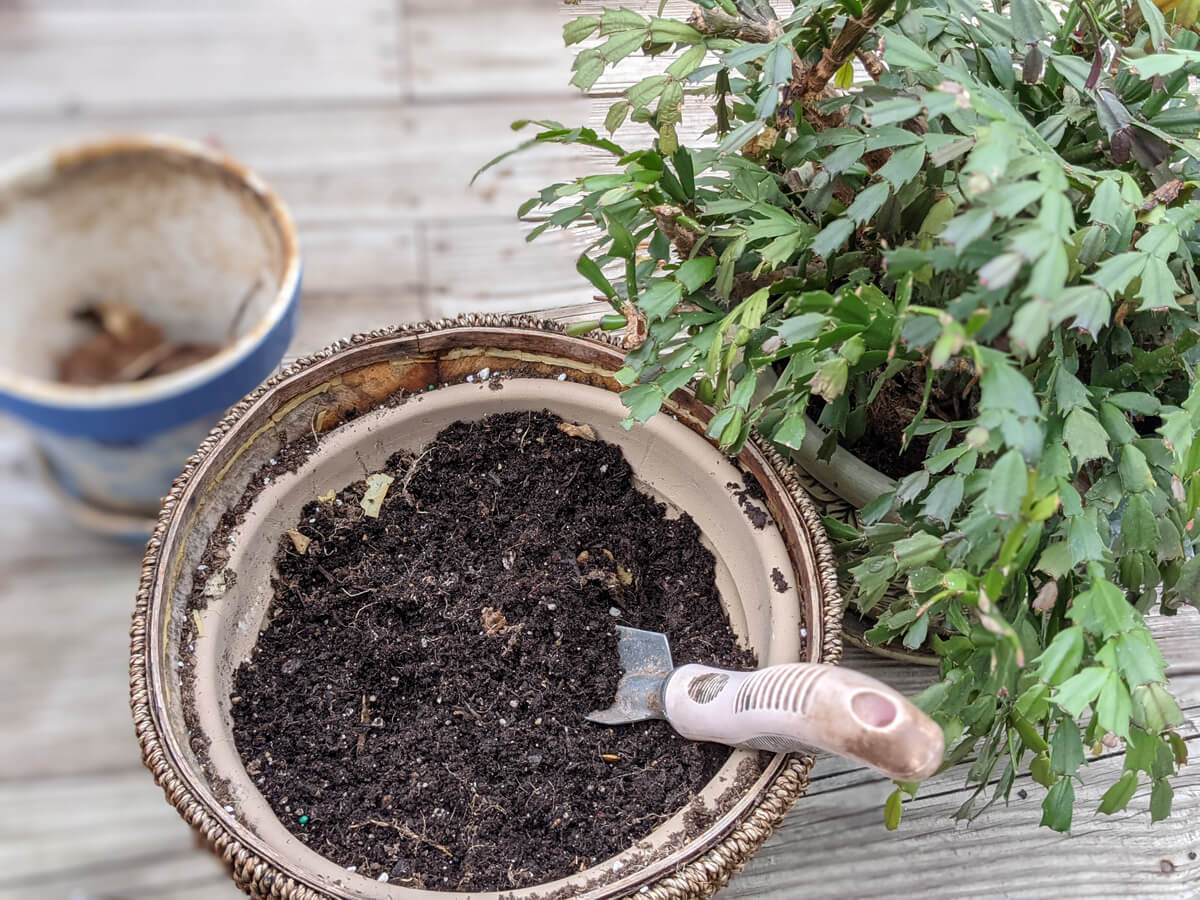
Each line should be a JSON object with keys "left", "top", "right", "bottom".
{"left": 0, "top": 1, "right": 1196, "bottom": 897}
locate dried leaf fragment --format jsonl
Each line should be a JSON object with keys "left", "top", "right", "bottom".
{"left": 557, "top": 422, "right": 598, "bottom": 441}
{"left": 482, "top": 606, "right": 508, "bottom": 635}
{"left": 286, "top": 530, "right": 312, "bottom": 555}
{"left": 318, "top": 489, "right": 336, "bottom": 503}
{"left": 616, "top": 564, "right": 633, "bottom": 586}
{"left": 360, "top": 473, "right": 394, "bottom": 518}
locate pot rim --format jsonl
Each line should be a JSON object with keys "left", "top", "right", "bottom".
{"left": 0, "top": 133, "right": 301, "bottom": 411}
{"left": 130, "top": 314, "right": 844, "bottom": 900}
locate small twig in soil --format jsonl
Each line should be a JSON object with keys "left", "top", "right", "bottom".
{"left": 348, "top": 820, "right": 453, "bottom": 858}
{"left": 399, "top": 445, "right": 437, "bottom": 507}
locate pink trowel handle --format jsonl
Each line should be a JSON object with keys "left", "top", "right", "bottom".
{"left": 662, "top": 663, "right": 945, "bottom": 782}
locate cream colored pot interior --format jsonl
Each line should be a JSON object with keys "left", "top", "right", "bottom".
{"left": 147, "top": 330, "right": 826, "bottom": 900}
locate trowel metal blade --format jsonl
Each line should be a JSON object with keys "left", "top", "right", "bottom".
{"left": 586, "top": 625, "right": 674, "bottom": 725}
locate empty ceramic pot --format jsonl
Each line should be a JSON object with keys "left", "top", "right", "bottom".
{"left": 0, "top": 134, "right": 300, "bottom": 530}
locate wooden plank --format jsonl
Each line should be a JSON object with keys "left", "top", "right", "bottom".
{"left": 0, "top": 0, "right": 400, "bottom": 114}
{"left": 0, "top": 101, "right": 591, "bottom": 225}
{"left": 0, "top": 771, "right": 241, "bottom": 900}
{"left": 423, "top": 217, "right": 597, "bottom": 317}
{"left": 727, "top": 733, "right": 1200, "bottom": 900}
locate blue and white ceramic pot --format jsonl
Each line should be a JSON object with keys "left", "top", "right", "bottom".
{"left": 0, "top": 135, "right": 300, "bottom": 530}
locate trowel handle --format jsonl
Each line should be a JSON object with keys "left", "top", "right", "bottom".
{"left": 662, "top": 663, "right": 944, "bottom": 782}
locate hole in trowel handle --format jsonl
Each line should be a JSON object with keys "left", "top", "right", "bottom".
{"left": 851, "top": 690, "right": 898, "bottom": 729}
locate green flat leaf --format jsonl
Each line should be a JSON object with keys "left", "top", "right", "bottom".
{"left": 1125, "top": 727, "right": 1162, "bottom": 774}
{"left": 1090, "top": 252, "right": 1147, "bottom": 296}
{"left": 597, "top": 29, "right": 648, "bottom": 64}
{"left": 719, "top": 118, "right": 766, "bottom": 154}
{"left": 1135, "top": 0, "right": 1168, "bottom": 49}
{"left": 577, "top": 255, "right": 617, "bottom": 299}
{"left": 892, "top": 532, "right": 945, "bottom": 569}
{"left": 1052, "top": 285, "right": 1111, "bottom": 338}
{"left": 564, "top": 16, "right": 600, "bottom": 45}
{"left": 921, "top": 474, "right": 964, "bottom": 525}
{"left": 1131, "top": 682, "right": 1184, "bottom": 732}
{"left": 675, "top": 257, "right": 717, "bottom": 293}
{"left": 1118, "top": 445, "right": 1155, "bottom": 493}
{"left": 979, "top": 252, "right": 1024, "bottom": 290}
{"left": 1067, "top": 511, "right": 1106, "bottom": 566}
{"left": 1011, "top": 299, "right": 1050, "bottom": 356}
{"left": 1040, "top": 777, "right": 1075, "bottom": 832}
{"left": 628, "top": 75, "right": 670, "bottom": 109}
{"left": 1137, "top": 257, "right": 1182, "bottom": 311}
{"left": 1050, "top": 717, "right": 1084, "bottom": 776}
{"left": 1128, "top": 53, "right": 1191, "bottom": 78}
{"left": 834, "top": 59, "right": 855, "bottom": 89}
{"left": 1114, "top": 627, "right": 1166, "bottom": 688}
{"left": 980, "top": 352, "right": 1039, "bottom": 419}
{"left": 605, "top": 100, "right": 632, "bottom": 134}
{"left": 1054, "top": 368, "right": 1092, "bottom": 414}
{"left": 982, "top": 449, "right": 1026, "bottom": 518}
{"left": 882, "top": 28, "right": 938, "bottom": 70}
{"left": 638, "top": 279, "right": 683, "bottom": 321}
{"left": 1122, "top": 493, "right": 1158, "bottom": 554}
{"left": 773, "top": 412, "right": 807, "bottom": 450}
{"left": 571, "top": 50, "right": 607, "bottom": 90}
{"left": 1135, "top": 224, "right": 1180, "bottom": 260}
{"left": 884, "top": 788, "right": 904, "bottom": 830}
{"left": 657, "top": 79, "right": 685, "bottom": 125}
{"left": 1038, "top": 542, "right": 1073, "bottom": 578}
{"left": 1097, "top": 671, "right": 1132, "bottom": 740}
{"left": 622, "top": 383, "right": 664, "bottom": 423}
{"left": 1109, "top": 393, "right": 1162, "bottom": 416}
{"left": 1031, "top": 752, "right": 1054, "bottom": 788}
{"left": 1068, "top": 579, "right": 1135, "bottom": 639}
{"left": 940, "top": 208, "right": 995, "bottom": 254}
{"left": 667, "top": 44, "right": 707, "bottom": 79}
{"left": 649, "top": 18, "right": 703, "bottom": 44}
{"left": 1089, "top": 179, "right": 1125, "bottom": 226}
{"left": 869, "top": 97, "right": 925, "bottom": 127}
{"left": 1097, "top": 771, "right": 1139, "bottom": 815}
{"left": 845, "top": 182, "right": 891, "bottom": 225}
{"left": 873, "top": 142, "right": 916, "bottom": 188}
{"left": 1010, "top": 0, "right": 1047, "bottom": 46}
{"left": 812, "top": 218, "right": 854, "bottom": 259}
{"left": 1064, "top": 408, "right": 1112, "bottom": 465}
{"left": 607, "top": 219, "right": 635, "bottom": 258}
{"left": 1053, "top": 666, "right": 1109, "bottom": 716}
{"left": 1151, "top": 779, "right": 1174, "bottom": 822}
{"left": 1036, "top": 626, "right": 1084, "bottom": 686}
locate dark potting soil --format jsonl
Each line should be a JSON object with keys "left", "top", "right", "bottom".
{"left": 231, "top": 410, "right": 758, "bottom": 892}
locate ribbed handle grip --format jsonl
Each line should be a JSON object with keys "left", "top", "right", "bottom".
{"left": 661, "top": 663, "right": 944, "bottom": 782}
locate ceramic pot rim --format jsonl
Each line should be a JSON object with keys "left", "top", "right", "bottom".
{"left": 0, "top": 133, "right": 301, "bottom": 412}
{"left": 129, "top": 314, "right": 844, "bottom": 900}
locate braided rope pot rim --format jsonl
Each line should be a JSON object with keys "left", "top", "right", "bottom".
{"left": 129, "top": 313, "right": 844, "bottom": 900}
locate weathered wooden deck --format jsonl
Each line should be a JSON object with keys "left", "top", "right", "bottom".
{"left": 0, "top": 1, "right": 1196, "bottom": 897}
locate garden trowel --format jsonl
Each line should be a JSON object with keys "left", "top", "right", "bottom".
{"left": 587, "top": 626, "right": 945, "bottom": 782}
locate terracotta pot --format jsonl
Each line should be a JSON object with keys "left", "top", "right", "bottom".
{"left": 131, "top": 316, "right": 850, "bottom": 900}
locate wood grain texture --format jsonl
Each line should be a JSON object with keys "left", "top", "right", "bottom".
{"left": 0, "top": 0, "right": 401, "bottom": 114}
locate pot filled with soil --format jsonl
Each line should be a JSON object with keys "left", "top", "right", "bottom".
{"left": 0, "top": 134, "right": 300, "bottom": 537}
{"left": 131, "top": 315, "right": 940, "bottom": 899}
